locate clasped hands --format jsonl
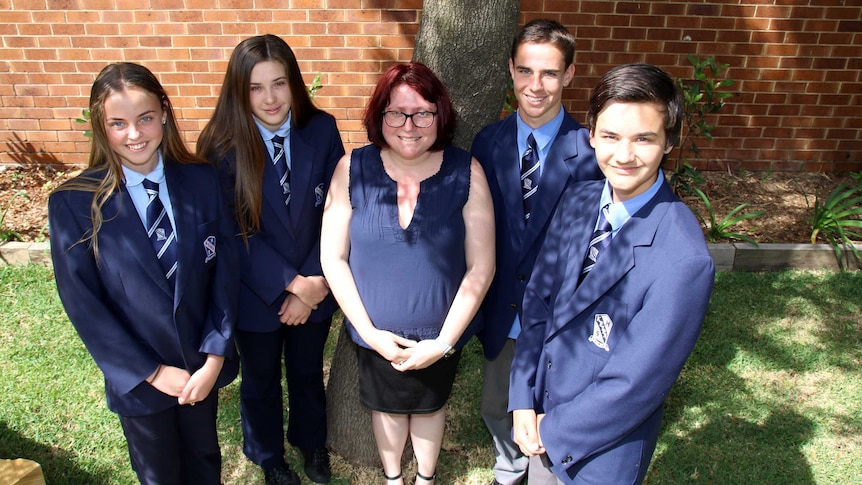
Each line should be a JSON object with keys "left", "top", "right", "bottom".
{"left": 369, "top": 329, "right": 449, "bottom": 371}
{"left": 513, "top": 409, "right": 546, "bottom": 457}
{"left": 279, "top": 275, "right": 329, "bottom": 325}
{"left": 145, "top": 354, "right": 224, "bottom": 406}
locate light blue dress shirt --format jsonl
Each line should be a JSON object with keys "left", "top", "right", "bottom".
{"left": 515, "top": 107, "right": 566, "bottom": 179}
{"left": 121, "top": 152, "right": 177, "bottom": 237}
{"left": 597, "top": 172, "right": 665, "bottom": 236}
{"left": 254, "top": 112, "right": 292, "bottom": 171}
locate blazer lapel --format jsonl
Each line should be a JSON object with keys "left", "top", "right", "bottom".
{"left": 165, "top": 161, "right": 193, "bottom": 305}
{"left": 261, "top": 136, "right": 294, "bottom": 234}
{"left": 519, "top": 118, "right": 583, "bottom": 261}
{"left": 549, "top": 180, "right": 673, "bottom": 337}
{"left": 108, "top": 186, "right": 175, "bottom": 297}
{"left": 491, "top": 117, "right": 529, "bottom": 252}
{"left": 287, "top": 129, "right": 314, "bottom": 227}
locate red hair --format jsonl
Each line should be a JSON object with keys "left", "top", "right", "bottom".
{"left": 362, "top": 62, "right": 455, "bottom": 151}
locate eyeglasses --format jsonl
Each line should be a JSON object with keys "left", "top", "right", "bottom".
{"left": 382, "top": 110, "right": 437, "bottom": 128}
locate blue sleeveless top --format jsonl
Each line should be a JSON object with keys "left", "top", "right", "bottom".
{"left": 346, "top": 144, "right": 471, "bottom": 349}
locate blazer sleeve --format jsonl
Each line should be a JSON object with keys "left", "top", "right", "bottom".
{"left": 49, "top": 191, "right": 160, "bottom": 395}
{"left": 540, "top": 251, "right": 715, "bottom": 469}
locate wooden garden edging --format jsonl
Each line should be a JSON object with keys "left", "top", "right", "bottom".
{"left": 2, "top": 241, "right": 861, "bottom": 272}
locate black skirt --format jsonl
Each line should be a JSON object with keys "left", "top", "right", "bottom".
{"left": 357, "top": 345, "right": 461, "bottom": 414}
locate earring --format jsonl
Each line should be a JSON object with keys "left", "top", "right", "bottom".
{"left": 162, "top": 119, "right": 166, "bottom": 125}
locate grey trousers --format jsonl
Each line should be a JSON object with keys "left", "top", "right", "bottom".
{"left": 527, "top": 454, "right": 565, "bottom": 485}
{"left": 481, "top": 338, "right": 529, "bottom": 485}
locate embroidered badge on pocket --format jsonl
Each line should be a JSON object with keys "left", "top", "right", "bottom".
{"left": 589, "top": 313, "right": 613, "bottom": 351}
{"left": 315, "top": 183, "right": 325, "bottom": 207}
{"left": 204, "top": 236, "right": 216, "bottom": 263}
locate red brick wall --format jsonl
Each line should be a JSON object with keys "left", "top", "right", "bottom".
{"left": 1, "top": 1, "right": 860, "bottom": 172}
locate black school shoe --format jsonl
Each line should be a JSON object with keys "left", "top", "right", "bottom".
{"left": 302, "top": 447, "right": 332, "bottom": 483}
{"left": 264, "top": 461, "right": 301, "bottom": 485}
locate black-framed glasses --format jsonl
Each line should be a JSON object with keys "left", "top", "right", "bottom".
{"left": 382, "top": 110, "right": 437, "bottom": 128}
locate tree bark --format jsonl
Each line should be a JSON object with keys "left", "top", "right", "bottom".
{"left": 412, "top": 0, "right": 521, "bottom": 150}
{"left": 325, "top": 322, "right": 380, "bottom": 467}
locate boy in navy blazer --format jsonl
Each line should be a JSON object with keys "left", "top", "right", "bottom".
{"left": 471, "top": 19, "right": 602, "bottom": 485}
{"left": 510, "top": 63, "right": 715, "bottom": 484}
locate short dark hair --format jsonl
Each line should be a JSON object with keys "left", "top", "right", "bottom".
{"left": 511, "top": 19, "right": 577, "bottom": 67}
{"left": 363, "top": 62, "right": 456, "bottom": 151}
{"left": 587, "top": 63, "right": 683, "bottom": 150}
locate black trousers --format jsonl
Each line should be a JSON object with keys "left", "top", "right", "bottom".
{"left": 236, "top": 317, "right": 331, "bottom": 468}
{"left": 119, "top": 393, "right": 221, "bottom": 485}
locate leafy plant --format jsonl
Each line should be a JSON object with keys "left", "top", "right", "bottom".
{"left": 672, "top": 55, "right": 734, "bottom": 196}
{"left": 669, "top": 161, "right": 705, "bottom": 197}
{"left": 307, "top": 74, "right": 323, "bottom": 99}
{"left": 691, "top": 187, "right": 763, "bottom": 245}
{"left": 503, "top": 78, "right": 516, "bottom": 114}
{"left": 807, "top": 183, "right": 862, "bottom": 269}
{"left": 0, "top": 190, "right": 30, "bottom": 242}
{"left": 74, "top": 108, "right": 92, "bottom": 138}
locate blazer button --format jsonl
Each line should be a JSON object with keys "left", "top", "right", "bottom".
{"left": 509, "top": 303, "right": 517, "bottom": 309}
{"left": 561, "top": 456, "right": 573, "bottom": 464}
{"left": 517, "top": 274, "right": 526, "bottom": 281}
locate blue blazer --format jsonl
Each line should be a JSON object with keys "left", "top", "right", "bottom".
{"left": 49, "top": 161, "right": 240, "bottom": 417}
{"left": 509, "top": 178, "right": 715, "bottom": 484}
{"left": 471, "top": 110, "right": 603, "bottom": 359}
{"left": 214, "top": 111, "right": 344, "bottom": 332}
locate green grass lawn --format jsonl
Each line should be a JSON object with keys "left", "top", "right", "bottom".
{"left": 1, "top": 265, "right": 859, "bottom": 484}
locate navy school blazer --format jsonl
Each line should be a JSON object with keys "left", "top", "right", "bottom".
{"left": 509, "top": 177, "right": 715, "bottom": 484}
{"left": 471, "top": 110, "right": 603, "bottom": 359}
{"left": 49, "top": 160, "right": 240, "bottom": 417}
{"left": 213, "top": 111, "right": 344, "bottom": 332}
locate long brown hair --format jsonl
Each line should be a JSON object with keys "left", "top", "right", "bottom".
{"left": 56, "top": 62, "right": 203, "bottom": 257}
{"left": 197, "top": 34, "right": 321, "bottom": 238}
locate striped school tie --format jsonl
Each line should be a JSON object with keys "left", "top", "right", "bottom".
{"left": 272, "top": 135, "right": 291, "bottom": 206}
{"left": 142, "top": 179, "right": 177, "bottom": 287}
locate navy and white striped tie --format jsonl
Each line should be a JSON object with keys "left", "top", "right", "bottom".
{"left": 521, "top": 133, "right": 540, "bottom": 221}
{"left": 142, "top": 179, "right": 177, "bottom": 287}
{"left": 580, "top": 204, "right": 612, "bottom": 284}
{"left": 272, "top": 135, "right": 291, "bottom": 206}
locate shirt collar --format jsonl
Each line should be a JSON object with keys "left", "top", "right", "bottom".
{"left": 254, "top": 111, "right": 292, "bottom": 141}
{"left": 121, "top": 151, "right": 165, "bottom": 187}
{"left": 599, "top": 172, "right": 664, "bottom": 232}
{"left": 515, "top": 107, "right": 565, "bottom": 154}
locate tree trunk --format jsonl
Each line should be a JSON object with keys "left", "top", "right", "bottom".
{"left": 325, "top": 322, "right": 379, "bottom": 466}
{"left": 412, "top": 0, "right": 521, "bottom": 150}
{"left": 326, "top": 320, "right": 415, "bottom": 467}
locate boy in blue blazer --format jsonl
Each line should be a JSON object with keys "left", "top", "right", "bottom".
{"left": 509, "top": 63, "right": 715, "bottom": 484}
{"left": 471, "top": 19, "right": 602, "bottom": 485}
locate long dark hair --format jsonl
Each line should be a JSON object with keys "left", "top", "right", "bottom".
{"left": 197, "top": 34, "right": 322, "bottom": 238}
{"left": 57, "top": 62, "right": 202, "bottom": 257}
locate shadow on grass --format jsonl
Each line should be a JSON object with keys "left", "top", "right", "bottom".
{"left": 0, "top": 421, "right": 114, "bottom": 484}
{"left": 647, "top": 270, "right": 862, "bottom": 483}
